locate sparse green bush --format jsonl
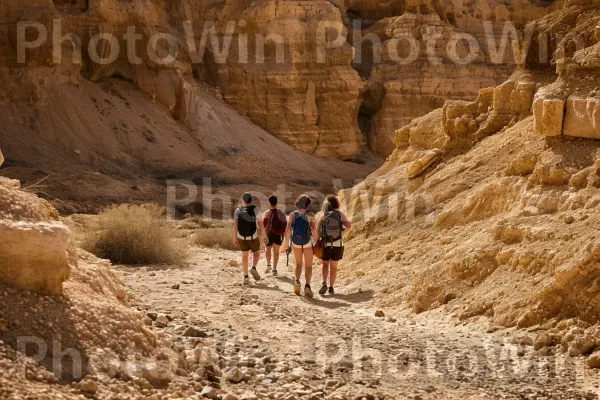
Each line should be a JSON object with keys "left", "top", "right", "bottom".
{"left": 83, "top": 203, "right": 186, "bottom": 265}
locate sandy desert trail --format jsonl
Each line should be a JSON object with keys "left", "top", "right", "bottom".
{"left": 116, "top": 247, "right": 600, "bottom": 400}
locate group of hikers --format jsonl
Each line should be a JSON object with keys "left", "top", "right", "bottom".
{"left": 232, "top": 192, "right": 351, "bottom": 298}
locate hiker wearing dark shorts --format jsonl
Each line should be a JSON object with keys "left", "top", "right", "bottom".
{"left": 263, "top": 195, "right": 287, "bottom": 276}
{"left": 233, "top": 192, "right": 268, "bottom": 284}
{"left": 317, "top": 195, "right": 351, "bottom": 295}
{"left": 284, "top": 195, "right": 317, "bottom": 297}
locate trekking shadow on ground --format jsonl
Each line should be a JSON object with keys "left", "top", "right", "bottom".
{"left": 331, "top": 289, "right": 374, "bottom": 304}
{"left": 250, "top": 283, "right": 286, "bottom": 293}
{"left": 274, "top": 276, "right": 296, "bottom": 285}
{"left": 301, "top": 295, "right": 349, "bottom": 310}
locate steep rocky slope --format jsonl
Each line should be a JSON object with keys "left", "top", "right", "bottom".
{"left": 1, "top": 0, "right": 563, "bottom": 170}
{"left": 0, "top": 0, "right": 378, "bottom": 213}
{"left": 0, "top": 169, "right": 189, "bottom": 399}
{"left": 340, "top": 0, "right": 600, "bottom": 364}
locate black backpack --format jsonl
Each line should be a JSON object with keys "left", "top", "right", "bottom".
{"left": 322, "top": 211, "right": 343, "bottom": 244}
{"left": 237, "top": 206, "right": 257, "bottom": 238}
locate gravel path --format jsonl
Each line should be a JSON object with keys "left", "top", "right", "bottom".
{"left": 117, "top": 247, "right": 600, "bottom": 400}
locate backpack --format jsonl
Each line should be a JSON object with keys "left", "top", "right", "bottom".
{"left": 265, "top": 209, "right": 287, "bottom": 236}
{"left": 322, "top": 211, "right": 343, "bottom": 245}
{"left": 291, "top": 211, "right": 311, "bottom": 246}
{"left": 237, "top": 206, "right": 257, "bottom": 238}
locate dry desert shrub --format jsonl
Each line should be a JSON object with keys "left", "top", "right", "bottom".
{"left": 194, "top": 224, "right": 238, "bottom": 251}
{"left": 83, "top": 203, "right": 186, "bottom": 265}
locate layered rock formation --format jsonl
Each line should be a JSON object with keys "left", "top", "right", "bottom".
{"left": 1, "top": 0, "right": 564, "bottom": 161}
{"left": 353, "top": 0, "right": 564, "bottom": 157}
{"left": 339, "top": 0, "right": 600, "bottom": 363}
{"left": 0, "top": 154, "right": 72, "bottom": 295}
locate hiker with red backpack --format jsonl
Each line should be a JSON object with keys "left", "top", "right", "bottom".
{"left": 233, "top": 192, "right": 268, "bottom": 285}
{"left": 316, "top": 195, "right": 351, "bottom": 295}
{"left": 284, "top": 195, "right": 318, "bottom": 297}
{"left": 263, "top": 195, "right": 287, "bottom": 276}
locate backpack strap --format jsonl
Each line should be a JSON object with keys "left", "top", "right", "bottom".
{"left": 266, "top": 209, "right": 275, "bottom": 234}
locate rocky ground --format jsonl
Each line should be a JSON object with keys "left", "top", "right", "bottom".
{"left": 113, "top": 246, "right": 600, "bottom": 399}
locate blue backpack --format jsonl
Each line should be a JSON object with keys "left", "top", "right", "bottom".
{"left": 291, "top": 211, "right": 312, "bottom": 246}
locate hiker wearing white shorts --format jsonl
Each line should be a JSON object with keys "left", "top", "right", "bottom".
{"left": 283, "top": 195, "right": 317, "bottom": 297}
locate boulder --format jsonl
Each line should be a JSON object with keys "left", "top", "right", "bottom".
{"left": 563, "top": 96, "right": 600, "bottom": 139}
{"left": 533, "top": 96, "right": 565, "bottom": 137}
{"left": 407, "top": 149, "right": 442, "bottom": 179}
{"left": 0, "top": 221, "right": 72, "bottom": 295}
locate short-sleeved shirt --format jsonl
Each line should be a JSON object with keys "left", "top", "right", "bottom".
{"left": 234, "top": 206, "right": 262, "bottom": 240}
{"left": 234, "top": 206, "right": 262, "bottom": 220}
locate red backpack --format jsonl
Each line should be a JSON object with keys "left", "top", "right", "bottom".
{"left": 265, "top": 209, "right": 287, "bottom": 235}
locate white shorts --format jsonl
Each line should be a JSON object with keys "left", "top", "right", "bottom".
{"left": 292, "top": 240, "right": 313, "bottom": 249}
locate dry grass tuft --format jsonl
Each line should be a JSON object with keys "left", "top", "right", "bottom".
{"left": 193, "top": 224, "right": 237, "bottom": 250}
{"left": 83, "top": 203, "right": 186, "bottom": 265}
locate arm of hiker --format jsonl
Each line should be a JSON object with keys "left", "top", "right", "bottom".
{"left": 340, "top": 211, "right": 352, "bottom": 230}
{"left": 284, "top": 213, "right": 294, "bottom": 250}
{"left": 233, "top": 208, "right": 239, "bottom": 247}
{"left": 256, "top": 210, "right": 268, "bottom": 243}
{"left": 309, "top": 213, "right": 318, "bottom": 241}
{"left": 315, "top": 216, "right": 322, "bottom": 240}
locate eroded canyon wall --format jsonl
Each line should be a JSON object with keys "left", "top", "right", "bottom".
{"left": 1, "top": 0, "right": 564, "bottom": 161}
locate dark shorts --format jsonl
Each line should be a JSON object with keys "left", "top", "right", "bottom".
{"left": 322, "top": 246, "right": 344, "bottom": 262}
{"left": 239, "top": 238, "right": 260, "bottom": 252}
{"left": 266, "top": 233, "right": 283, "bottom": 247}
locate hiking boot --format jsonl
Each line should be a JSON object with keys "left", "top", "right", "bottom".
{"left": 328, "top": 287, "right": 335, "bottom": 295}
{"left": 272, "top": 269, "right": 278, "bottom": 276}
{"left": 250, "top": 267, "right": 261, "bottom": 281}
{"left": 265, "top": 264, "right": 272, "bottom": 274}
{"left": 304, "top": 285, "right": 314, "bottom": 298}
{"left": 294, "top": 281, "right": 301, "bottom": 295}
{"left": 319, "top": 282, "right": 328, "bottom": 296}
{"left": 243, "top": 276, "right": 250, "bottom": 285}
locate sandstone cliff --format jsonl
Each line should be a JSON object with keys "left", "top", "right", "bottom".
{"left": 340, "top": 0, "right": 600, "bottom": 362}
{"left": 0, "top": 0, "right": 563, "bottom": 167}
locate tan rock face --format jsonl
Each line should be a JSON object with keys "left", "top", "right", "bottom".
{"left": 0, "top": 179, "right": 73, "bottom": 295}
{"left": 564, "top": 97, "right": 600, "bottom": 139}
{"left": 356, "top": 0, "right": 563, "bottom": 157}
{"left": 1, "top": 0, "right": 563, "bottom": 160}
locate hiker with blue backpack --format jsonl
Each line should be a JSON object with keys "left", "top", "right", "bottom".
{"left": 316, "top": 195, "right": 351, "bottom": 295}
{"left": 263, "top": 195, "right": 288, "bottom": 276}
{"left": 233, "top": 192, "right": 268, "bottom": 284}
{"left": 284, "top": 194, "right": 318, "bottom": 297}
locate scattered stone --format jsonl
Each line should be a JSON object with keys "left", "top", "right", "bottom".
{"left": 79, "top": 378, "right": 98, "bottom": 394}
{"left": 182, "top": 326, "right": 208, "bottom": 338}
{"left": 588, "top": 353, "right": 600, "bottom": 369}
{"left": 155, "top": 314, "right": 170, "bottom": 327}
{"left": 171, "top": 284, "right": 180, "bottom": 290}
{"left": 355, "top": 271, "right": 366, "bottom": 278}
{"left": 200, "top": 385, "right": 219, "bottom": 399}
{"left": 229, "top": 260, "right": 240, "bottom": 267}
{"left": 375, "top": 310, "right": 385, "bottom": 318}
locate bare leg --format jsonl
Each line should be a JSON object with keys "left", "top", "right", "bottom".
{"left": 273, "top": 244, "right": 281, "bottom": 269}
{"left": 265, "top": 246, "right": 272, "bottom": 266}
{"left": 252, "top": 251, "right": 260, "bottom": 268}
{"left": 293, "top": 246, "right": 303, "bottom": 281}
{"left": 304, "top": 247, "right": 314, "bottom": 286}
{"left": 242, "top": 251, "right": 250, "bottom": 276}
{"left": 322, "top": 261, "right": 330, "bottom": 285}
{"left": 330, "top": 260, "right": 339, "bottom": 287}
